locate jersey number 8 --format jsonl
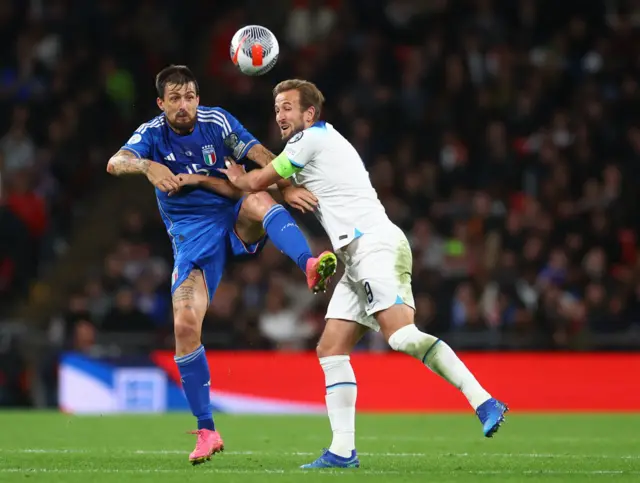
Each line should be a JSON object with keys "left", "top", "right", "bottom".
{"left": 364, "top": 281, "right": 374, "bottom": 304}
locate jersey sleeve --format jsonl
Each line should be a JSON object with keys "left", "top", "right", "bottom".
{"left": 273, "top": 130, "right": 317, "bottom": 178}
{"left": 213, "top": 107, "right": 258, "bottom": 160}
{"left": 121, "top": 123, "right": 154, "bottom": 159}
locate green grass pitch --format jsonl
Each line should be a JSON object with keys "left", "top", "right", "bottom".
{"left": 0, "top": 412, "right": 639, "bottom": 482}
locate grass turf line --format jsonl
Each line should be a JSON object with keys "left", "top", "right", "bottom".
{"left": 0, "top": 412, "right": 638, "bottom": 482}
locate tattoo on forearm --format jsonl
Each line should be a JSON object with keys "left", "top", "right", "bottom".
{"left": 247, "top": 144, "right": 276, "bottom": 167}
{"left": 107, "top": 150, "right": 150, "bottom": 176}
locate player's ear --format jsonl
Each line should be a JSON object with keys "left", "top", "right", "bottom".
{"left": 156, "top": 97, "right": 164, "bottom": 111}
{"left": 305, "top": 106, "right": 315, "bottom": 123}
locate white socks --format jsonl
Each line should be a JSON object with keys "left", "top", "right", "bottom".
{"left": 320, "top": 355, "right": 357, "bottom": 457}
{"left": 388, "top": 324, "right": 491, "bottom": 409}
{"left": 318, "top": 326, "right": 489, "bottom": 457}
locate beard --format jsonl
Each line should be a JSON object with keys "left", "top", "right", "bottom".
{"left": 168, "top": 112, "right": 196, "bottom": 135}
{"left": 280, "top": 121, "right": 304, "bottom": 142}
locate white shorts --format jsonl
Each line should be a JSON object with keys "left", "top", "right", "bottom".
{"left": 325, "top": 223, "right": 415, "bottom": 331}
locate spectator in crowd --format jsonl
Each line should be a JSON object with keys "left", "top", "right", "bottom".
{"left": 0, "top": 0, "right": 637, "bottom": 367}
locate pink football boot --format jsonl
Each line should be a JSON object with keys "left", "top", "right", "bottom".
{"left": 306, "top": 251, "right": 337, "bottom": 293}
{"left": 188, "top": 429, "right": 224, "bottom": 465}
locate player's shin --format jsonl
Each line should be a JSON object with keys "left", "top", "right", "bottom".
{"left": 174, "top": 345, "right": 215, "bottom": 430}
{"left": 320, "top": 355, "right": 357, "bottom": 457}
{"left": 262, "top": 204, "right": 312, "bottom": 271}
{"left": 388, "top": 324, "right": 491, "bottom": 410}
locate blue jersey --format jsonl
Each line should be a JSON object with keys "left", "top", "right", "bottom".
{"left": 121, "top": 106, "right": 258, "bottom": 242}
{"left": 120, "top": 106, "right": 265, "bottom": 299}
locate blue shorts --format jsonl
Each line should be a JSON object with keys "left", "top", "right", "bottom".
{"left": 170, "top": 197, "right": 267, "bottom": 302}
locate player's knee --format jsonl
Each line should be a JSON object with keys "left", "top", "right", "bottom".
{"left": 244, "top": 192, "right": 276, "bottom": 220}
{"left": 173, "top": 308, "right": 202, "bottom": 347}
{"left": 316, "top": 343, "right": 335, "bottom": 359}
{"left": 387, "top": 324, "right": 437, "bottom": 360}
{"left": 316, "top": 339, "right": 351, "bottom": 359}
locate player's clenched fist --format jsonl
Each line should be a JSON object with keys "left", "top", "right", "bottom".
{"left": 145, "top": 161, "right": 181, "bottom": 193}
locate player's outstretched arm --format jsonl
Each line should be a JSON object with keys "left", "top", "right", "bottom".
{"left": 246, "top": 144, "right": 293, "bottom": 190}
{"left": 219, "top": 159, "right": 283, "bottom": 192}
{"left": 244, "top": 145, "right": 318, "bottom": 212}
{"left": 175, "top": 173, "right": 244, "bottom": 200}
{"left": 107, "top": 149, "right": 180, "bottom": 193}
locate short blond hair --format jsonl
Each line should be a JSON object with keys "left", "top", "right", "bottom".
{"left": 273, "top": 79, "right": 325, "bottom": 122}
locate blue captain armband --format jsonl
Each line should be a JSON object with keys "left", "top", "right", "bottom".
{"left": 272, "top": 152, "right": 303, "bottom": 179}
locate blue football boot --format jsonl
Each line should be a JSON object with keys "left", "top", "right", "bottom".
{"left": 300, "top": 449, "right": 360, "bottom": 469}
{"left": 476, "top": 398, "right": 508, "bottom": 437}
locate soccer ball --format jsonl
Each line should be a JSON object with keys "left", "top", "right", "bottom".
{"left": 230, "top": 25, "right": 279, "bottom": 76}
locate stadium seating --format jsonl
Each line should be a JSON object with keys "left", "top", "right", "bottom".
{"left": 1, "top": 0, "right": 639, "bottom": 407}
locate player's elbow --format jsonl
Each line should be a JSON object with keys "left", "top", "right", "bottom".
{"left": 106, "top": 157, "right": 121, "bottom": 176}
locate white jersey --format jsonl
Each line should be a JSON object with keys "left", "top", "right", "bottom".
{"left": 283, "top": 121, "right": 389, "bottom": 250}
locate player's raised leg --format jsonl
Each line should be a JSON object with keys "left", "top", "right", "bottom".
{"left": 172, "top": 269, "right": 224, "bottom": 464}
{"left": 378, "top": 303, "right": 508, "bottom": 437}
{"left": 236, "top": 192, "right": 336, "bottom": 292}
{"left": 352, "top": 225, "right": 507, "bottom": 437}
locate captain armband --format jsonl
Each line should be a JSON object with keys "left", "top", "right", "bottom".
{"left": 272, "top": 152, "right": 303, "bottom": 179}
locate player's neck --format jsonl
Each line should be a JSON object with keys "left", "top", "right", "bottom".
{"left": 168, "top": 122, "right": 195, "bottom": 136}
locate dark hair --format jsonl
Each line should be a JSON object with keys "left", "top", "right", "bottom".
{"left": 155, "top": 65, "right": 199, "bottom": 98}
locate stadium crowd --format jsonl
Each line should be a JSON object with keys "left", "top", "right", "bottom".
{"left": 1, "top": 0, "right": 640, "bottom": 403}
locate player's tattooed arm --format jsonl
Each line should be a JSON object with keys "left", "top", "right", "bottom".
{"left": 106, "top": 149, "right": 150, "bottom": 175}
{"left": 107, "top": 150, "right": 180, "bottom": 193}
{"left": 246, "top": 144, "right": 275, "bottom": 167}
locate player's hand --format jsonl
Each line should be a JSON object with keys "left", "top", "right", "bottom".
{"left": 166, "top": 173, "right": 198, "bottom": 196}
{"left": 218, "top": 157, "right": 246, "bottom": 185}
{"left": 282, "top": 186, "right": 318, "bottom": 213}
{"left": 176, "top": 173, "right": 200, "bottom": 187}
{"left": 146, "top": 161, "right": 181, "bottom": 193}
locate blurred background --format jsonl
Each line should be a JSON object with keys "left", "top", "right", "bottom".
{"left": 0, "top": 0, "right": 639, "bottom": 411}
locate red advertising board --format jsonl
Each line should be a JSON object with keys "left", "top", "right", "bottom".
{"left": 152, "top": 351, "right": 640, "bottom": 412}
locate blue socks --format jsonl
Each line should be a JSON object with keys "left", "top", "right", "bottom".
{"left": 174, "top": 345, "right": 215, "bottom": 431}
{"left": 263, "top": 204, "right": 312, "bottom": 272}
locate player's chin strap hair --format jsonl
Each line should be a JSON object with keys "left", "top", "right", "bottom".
{"left": 387, "top": 324, "right": 440, "bottom": 363}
